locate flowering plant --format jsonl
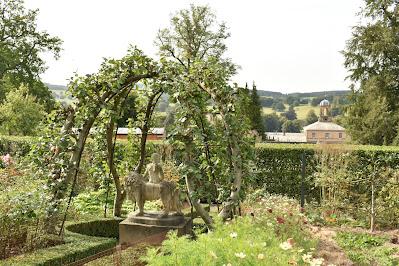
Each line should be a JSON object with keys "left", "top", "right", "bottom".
{"left": 0, "top": 154, "right": 12, "bottom": 168}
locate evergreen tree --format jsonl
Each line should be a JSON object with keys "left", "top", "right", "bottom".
{"left": 249, "top": 82, "right": 265, "bottom": 138}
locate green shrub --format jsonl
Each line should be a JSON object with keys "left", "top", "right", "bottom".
{"left": 1, "top": 231, "right": 117, "bottom": 266}
{"left": 0, "top": 135, "right": 35, "bottom": 156}
{"left": 66, "top": 218, "right": 123, "bottom": 239}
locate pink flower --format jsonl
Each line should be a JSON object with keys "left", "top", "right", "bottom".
{"left": 1, "top": 154, "right": 12, "bottom": 166}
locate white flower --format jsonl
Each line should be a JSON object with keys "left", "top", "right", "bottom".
{"left": 234, "top": 252, "right": 246, "bottom": 259}
{"left": 310, "top": 257, "right": 324, "bottom": 266}
{"left": 302, "top": 253, "right": 313, "bottom": 263}
{"left": 257, "top": 253, "right": 265, "bottom": 260}
{"left": 209, "top": 251, "right": 218, "bottom": 259}
{"left": 279, "top": 241, "right": 293, "bottom": 250}
{"left": 222, "top": 264, "right": 232, "bottom": 266}
{"left": 230, "top": 232, "right": 238, "bottom": 238}
{"left": 262, "top": 242, "right": 267, "bottom": 247}
{"left": 297, "top": 249, "right": 304, "bottom": 253}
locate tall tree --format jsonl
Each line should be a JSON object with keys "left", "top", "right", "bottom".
{"left": 0, "top": 84, "right": 44, "bottom": 135}
{"left": 305, "top": 109, "right": 318, "bottom": 125}
{"left": 0, "top": 0, "right": 62, "bottom": 110}
{"left": 263, "top": 112, "right": 282, "bottom": 132}
{"left": 343, "top": 0, "right": 399, "bottom": 144}
{"left": 282, "top": 105, "right": 297, "bottom": 121}
{"left": 157, "top": 5, "right": 253, "bottom": 224}
{"left": 248, "top": 82, "right": 265, "bottom": 138}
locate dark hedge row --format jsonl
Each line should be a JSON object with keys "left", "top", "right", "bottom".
{"left": 254, "top": 143, "right": 399, "bottom": 202}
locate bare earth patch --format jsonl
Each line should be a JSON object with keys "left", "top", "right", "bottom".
{"left": 310, "top": 226, "right": 353, "bottom": 265}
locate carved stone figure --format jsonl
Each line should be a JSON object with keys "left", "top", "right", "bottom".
{"left": 143, "top": 153, "right": 164, "bottom": 184}
{"left": 125, "top": 171, "right": 182, "bottom": 217}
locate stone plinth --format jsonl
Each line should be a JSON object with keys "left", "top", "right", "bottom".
{"left": 119, "top": 211, "right": 192, "bottom": 246}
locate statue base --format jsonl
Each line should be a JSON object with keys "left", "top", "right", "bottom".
{"left": 119, "top": 211, "right": 192, "bottom": 246}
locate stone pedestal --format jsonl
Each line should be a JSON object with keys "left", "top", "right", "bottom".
{"left": 119, "top": 211, "right": 192, "bottom": 246}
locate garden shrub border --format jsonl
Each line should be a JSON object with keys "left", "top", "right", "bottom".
{"left": 1, "top": 218, "right": 123, "bottom": 266}
{"left": 0, "top": 135, "right": 35, "bottom": 157}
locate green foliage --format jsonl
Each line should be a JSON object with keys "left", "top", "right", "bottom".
{"left": 0, "top": 163, "right": 53, "bottom": 259}
{"left": 72, "top": 189, "right": 114, "bottom": 217}
{"left": 254, "top": 143, "right": 399, "bottom": 229}
{"left": 248, "top": 82, "right": 265, "bottom": 137}
{"left": 263, "top": 112, "right": 282, "bottom": 132}
{"left": 281, "top": 119, "right": 302, "bottom": 133}
{"left": 335, "top": 232, "right": 398, "bottom": 265}
{"left": 305, "top": 109, "right": 318, "bottom": 125}
{"left": 2, "top": 231, "right": 117, "bottom": 266}
{"left": 66, "top": 218, "right": 123, "bottom": 239}
{"left": 254, "top": 145, "right": 318, "bottom": 201}
{"left": 0, "top": 85, "right": 45, "bottom": 135}
{"left": 282, "top": 105, "right": 297, "bottom": 121}
{"left": 272, "top": 101, "right": 286, "bottom": 112}
{"left": 344, "top": 82, "right": 398, "bottom": 145}
{"left": 0, "top": 0, "right": 62, "bottom": 111}
{"left": 144, "top": 194, "right": 318, "bottom": 266}
{"left": 0, "top": 135, "right": 34, "bottom": 156}
{"left": 342, "top": 0, "right": 399, "bottom": 145}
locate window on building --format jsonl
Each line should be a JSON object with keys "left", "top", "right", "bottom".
{"left": 311, "top": 132, "right": 316, "bottom": 138}
{"left": 339, "top": 132, "right": 343, "bottom": 138}
{"left": 325, "top": 132, "right": 330, "bottom": 139}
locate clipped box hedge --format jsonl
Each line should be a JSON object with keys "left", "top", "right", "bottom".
{"left": 66, "top": 217, "right": 123, "bottom": 239}
{"left": 1, "top": 218, "right": 123, "bottom": 266}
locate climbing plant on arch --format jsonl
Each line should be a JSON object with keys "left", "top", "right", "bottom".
{"left": 33, "top": 5, "right": 253, "bottom": 232}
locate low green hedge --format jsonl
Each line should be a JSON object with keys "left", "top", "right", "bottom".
{"left": 1, "top": 218, "right": 123, "bottom": 266}
{"left": 66, "top": 218, "right": 123, "bottom": 239}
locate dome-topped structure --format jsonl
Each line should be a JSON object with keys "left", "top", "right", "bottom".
{"left": 319, "top": 99, "right": 330, "bottom": 106}
{"left": 302, "top": 98, "right": 348, "bottom": 144}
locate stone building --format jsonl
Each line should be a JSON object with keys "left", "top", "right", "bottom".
{"left": 303, "top": 99, "right": 347, "bottom": 144}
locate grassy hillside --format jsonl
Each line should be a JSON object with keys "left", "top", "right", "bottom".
{"left": 262, "top": 105, "right": 319, "bottom": 120}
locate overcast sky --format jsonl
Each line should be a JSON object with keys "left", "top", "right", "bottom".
{"left": 25, "top": 0, "right": 363, "bottom": 93}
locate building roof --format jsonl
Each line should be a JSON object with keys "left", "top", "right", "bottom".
{"left": 116, "top": 127, "right": 165, "bottom": 135}
{"left": 266, "top": 132, "right": 307, "bottom": 143}
{"left": 320, "top": 99, "right": 330, "bottom": 106}
{"left": 303, "top": 121, "right": 345, "bottom": 131}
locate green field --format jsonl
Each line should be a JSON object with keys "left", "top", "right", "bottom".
{"left": 262, "top": 104, "right": 319, "bottom": 120}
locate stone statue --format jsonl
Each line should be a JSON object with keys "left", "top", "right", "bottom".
{"left": 125, "top": 155, "right": 182, "bottom": 217}
{"left": 143, "top": 153, "right": 164, "bottom": 184}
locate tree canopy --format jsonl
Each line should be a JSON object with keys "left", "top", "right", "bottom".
{"left": 343, "top": 0, "right": 399, "bottom": 145}
{"left": 0, "top": 0, "right": 62, "bottom": 110}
